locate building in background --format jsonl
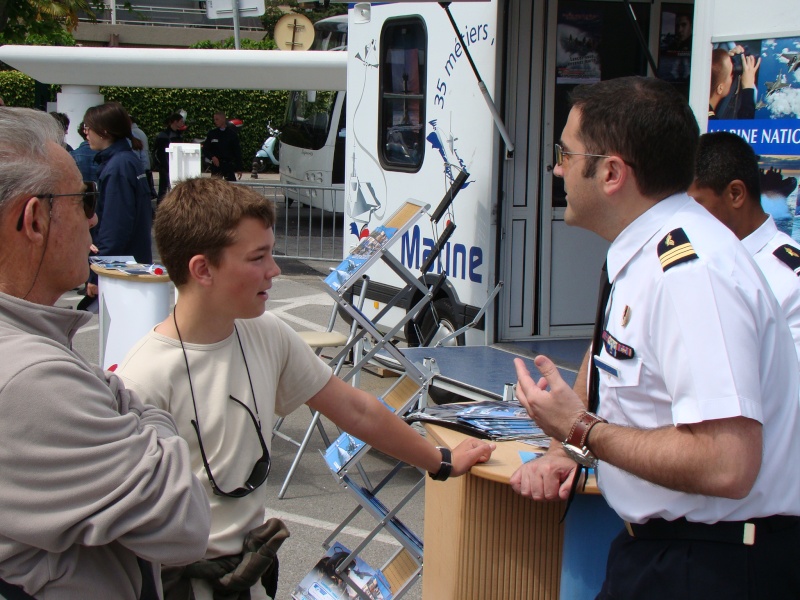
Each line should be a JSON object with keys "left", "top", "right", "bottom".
{"left": 74, "top": 1, "right": 267, "bottom": 48}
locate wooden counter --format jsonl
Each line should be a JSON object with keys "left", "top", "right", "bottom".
{"left": 421, "top": 425, "right": 617, "bottom": 600}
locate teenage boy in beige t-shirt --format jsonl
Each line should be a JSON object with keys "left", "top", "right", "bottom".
{"left": 117, "top": 177, "right": 494, "bottom": 600}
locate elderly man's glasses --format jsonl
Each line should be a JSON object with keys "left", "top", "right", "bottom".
{"left": 192, "top": 395, "right": 271, "bottom": 498}
{"left": 15, "top": 181, "right": 99, "bottom": 231}
{"left": 554, "top": 143, "right": 612, "bottom": 166}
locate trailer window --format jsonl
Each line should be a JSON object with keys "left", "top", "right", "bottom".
{"left": 379, "top": 18, "right": 427, "bottom": 172}
{"left": 281, "top": 90, "right": 337, "bottom": 151}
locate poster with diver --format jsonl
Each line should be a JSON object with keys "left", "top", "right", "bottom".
{"left": 707, "top": 34, "right": 800, "bottom": 242}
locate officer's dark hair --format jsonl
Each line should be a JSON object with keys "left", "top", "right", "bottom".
{"left": 694, "top": 131, "right": 761, "bottom": 202}
{"left": 569, "top": 76, "right": 699, "bottom": 199}
{"left": 164, "top": 113, "right": 184, "bottom": 126}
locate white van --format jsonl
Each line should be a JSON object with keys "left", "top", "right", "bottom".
{"left": 340, "top": 0, "right": 797, "bottom": 347}
{"left": 279, "top": 15, "right": 348, "bottom": 213}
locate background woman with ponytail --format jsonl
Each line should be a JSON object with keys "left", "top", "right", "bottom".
{"left": 83, "top": 102, "right": 153, "bottom": 299}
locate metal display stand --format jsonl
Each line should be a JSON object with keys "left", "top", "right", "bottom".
{"left": 322, "top": 200, "right": 437, "bottom": 389}
{"left": 310, "top": 200, "right": 450, "bottom": 599}
{"left": 321, "top": 376, "right": 428, "bottom": 600}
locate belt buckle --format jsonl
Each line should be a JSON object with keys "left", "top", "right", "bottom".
{"left": 624, "top": 521, "right": 635, "bottom": 537}
{"left": 743, "top": 522, "right": 755, "bottom": 546}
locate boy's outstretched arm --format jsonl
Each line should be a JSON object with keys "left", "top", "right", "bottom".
{"left": 308, "top": 375, "right": 495, "bottom": 477}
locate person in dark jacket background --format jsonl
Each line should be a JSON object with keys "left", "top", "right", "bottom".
{"left": 83, "top": 102, "right": 153, "bottom": 299}
{"left": 153, "top": 113, "right": 186, "bottom": 204}
{"left": 70, "top": 121, "right": 99, "bottom": 184}
{"left": 202, "top": 111, "right": 242, "bottom": 181}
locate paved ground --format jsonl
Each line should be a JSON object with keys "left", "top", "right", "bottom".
{"left": 60, "top": 255, "right": 426, "bottom": 599}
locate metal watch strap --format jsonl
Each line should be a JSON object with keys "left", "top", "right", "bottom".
{"left": 565, "top": 411, "right": 607, "bottom": 452}
{"left": 429, "top": 446, "right": 453, "bottom": 481}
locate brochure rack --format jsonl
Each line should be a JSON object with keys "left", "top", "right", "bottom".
{"left": 320, "top": 377, "right": 428, "bottom": 600}
{"left": 299, "top": 199, "right": 457, "bottom": 598}
{"left": 322, "top": 200, "right": 437, "bottom": 389}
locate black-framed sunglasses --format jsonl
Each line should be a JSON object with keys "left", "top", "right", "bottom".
{"left": 15, "top": 181, "right": 99, "bottom": 231}
{"left": 191, "top": 395, "right": 271, "bottom": 498}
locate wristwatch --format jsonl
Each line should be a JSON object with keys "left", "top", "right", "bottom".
{"left": 561, "top": 411, "right": 607, "bottom": 469}
{"left": 428, "top": 446, "right": 453, "bottom": 481}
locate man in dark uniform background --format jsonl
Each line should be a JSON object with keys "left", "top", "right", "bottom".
{"left": 153, "top": 112, "right": 186, "bottom": 204}
{"left": 202, "top": 111, "right": 242, "bottom": 181}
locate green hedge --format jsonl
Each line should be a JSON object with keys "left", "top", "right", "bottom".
{"left": 0, "top": 70, "right": 289, "bottom": 168}
{"left": 101, "top": 86, "right": 289, "bottom": 169}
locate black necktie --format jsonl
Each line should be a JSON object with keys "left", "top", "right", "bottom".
{"left": 562, "top": 261, "right": 611, "bottom": 522}
{"left": 588, "top": 261, "right": 612, "bottom": 413}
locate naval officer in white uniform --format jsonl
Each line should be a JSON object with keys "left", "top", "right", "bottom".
{"left": 510, "top": 77, "right": 800, "bottom": 599}
{"left": 690, "top": 130, "right": 800, "bottom": 366}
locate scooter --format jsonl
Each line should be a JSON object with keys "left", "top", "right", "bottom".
{"left": 251, "top": 121, "right": 280, "bottom": 178}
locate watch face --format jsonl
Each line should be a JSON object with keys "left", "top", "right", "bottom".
{"left": 562, "top": 442, "right": 597, "bottom": 469}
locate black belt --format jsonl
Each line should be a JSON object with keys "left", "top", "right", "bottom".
{"left": 625, "top": 515, "right": 800, "bottom": 546}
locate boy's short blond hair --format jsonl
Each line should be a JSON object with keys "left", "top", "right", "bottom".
{"left": 155, "top": 177, "right": 276, "bottom": 286}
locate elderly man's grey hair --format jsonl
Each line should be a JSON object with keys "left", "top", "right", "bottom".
{"left": 0, "top": 107, "right": 65, "bottom": 220}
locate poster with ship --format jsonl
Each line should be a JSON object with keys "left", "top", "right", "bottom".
{"left": 556, "top": 4, "right": 602, "bottom": 84}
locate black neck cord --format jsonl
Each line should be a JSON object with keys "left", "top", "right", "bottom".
{"left": 173, "top": 308, "right": 261, "bottom": 432}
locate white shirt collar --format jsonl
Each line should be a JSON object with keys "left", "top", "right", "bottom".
{"left": 741, "top": 214, "right": 777, "bottom": 257}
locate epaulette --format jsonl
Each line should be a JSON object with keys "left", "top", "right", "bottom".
{"left": 773, "top": 244, "right": 800, "bottom": 276}
{"left": 657, "top": 228, "right": 698, "bottom": 272}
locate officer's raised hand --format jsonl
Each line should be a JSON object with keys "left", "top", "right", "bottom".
{"left": 513, "top": 356, "right": 585, "bottom": 441}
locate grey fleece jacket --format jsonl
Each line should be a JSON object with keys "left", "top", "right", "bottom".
{"left": 0, "top": 292, "right": 210, "bottom": 599}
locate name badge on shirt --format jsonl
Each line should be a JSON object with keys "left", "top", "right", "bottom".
{"left": 602, "top": 330, "right": 635, "bottom": 359}
{"left": 593, "top": 355, "right": 619, "bottom": 378}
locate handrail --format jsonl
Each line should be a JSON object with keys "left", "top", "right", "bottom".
{"left": 78, "top": 4, "right": 264, "bottom": 31}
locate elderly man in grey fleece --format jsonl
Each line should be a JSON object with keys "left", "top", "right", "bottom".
{"left": 0, "top": 107, "right": 211, "bottom": 599}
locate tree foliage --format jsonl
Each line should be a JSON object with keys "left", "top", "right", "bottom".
{"left": 0, "top": 0, "right": 97, "bottom": 45}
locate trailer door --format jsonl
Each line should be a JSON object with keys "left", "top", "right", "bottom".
{"left": 499, "top": 0, "right": 691, "bottom": 340}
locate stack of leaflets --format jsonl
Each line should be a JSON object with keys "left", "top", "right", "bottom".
{"left": 405, "top": 400, "right": 549, "bottom": 443}
{"left": 90, "top": 256, "right": 166, "bottom": 276}
{"left": 292, "top": 542, "right": 393, "bottom": 600}
{"left": 90, "top": 256, "right": 135, "bottom": 269}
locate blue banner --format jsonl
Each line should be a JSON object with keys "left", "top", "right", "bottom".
{"left": 708, "top": 119, "right": 800, "bottom": 156}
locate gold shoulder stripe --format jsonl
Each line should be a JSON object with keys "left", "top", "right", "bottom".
{"left": 657, "top": 228, "right": 698, "bottom": 272}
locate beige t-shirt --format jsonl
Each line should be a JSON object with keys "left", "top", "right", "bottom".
{"left": 117, "top": 312, "right": 332, "bottom": 558}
